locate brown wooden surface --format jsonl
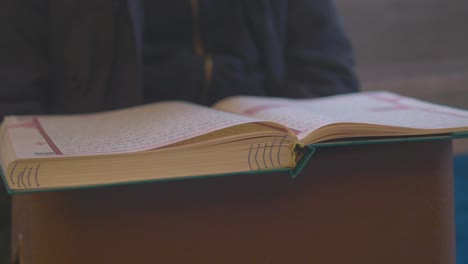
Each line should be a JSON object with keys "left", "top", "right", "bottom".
{"left": 11, "top": 140, "right": 455, "bottom": 264}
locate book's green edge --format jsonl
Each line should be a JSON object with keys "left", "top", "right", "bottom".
{"left": 0, "top": 166, "right": 11, "bottom": 194}
{"left": 2, "top": 167, "right": 291, "bottom": 195}
{"left": 287, "top": 132, "right": 468, "bottom": 178}
{"left": 308, "top": 132, "right": 468, "bottom": 148}
{"left": 290, "top": 145, "right": 316, "bottom": 179}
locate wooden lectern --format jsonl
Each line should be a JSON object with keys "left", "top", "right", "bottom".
{"left": 10, "top": 140, "right": 455, "bottom": 264}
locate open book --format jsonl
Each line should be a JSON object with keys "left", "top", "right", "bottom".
{"left": 1, "top": 91, "right": 468, "bottom": 193}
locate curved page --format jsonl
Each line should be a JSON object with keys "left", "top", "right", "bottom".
{"left": 4, "top": 102, "right": 269, "bottom": 158}
{"left": 214, "top": 91, "right": 468, "bottom": 142}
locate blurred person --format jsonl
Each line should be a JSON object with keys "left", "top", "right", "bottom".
{"left": 0, "top": 0, "right": 358, "bottom": 115}
{"left": 0, "top": 0, "right": 359, "bottom": 261}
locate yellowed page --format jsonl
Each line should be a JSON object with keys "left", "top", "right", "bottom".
{"left": 4, "top": 102, "right": 265, "bottom": 158}
{"left": 214, "top": 91, "right": 468, "bottom": 141}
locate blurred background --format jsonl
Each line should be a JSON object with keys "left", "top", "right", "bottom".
{"left": 337, "top": 0, "right": 468, "bottom": 107}
{"left": 334, "top": 0, "right": 468, "bottom": 262}
{"left": 335, "top": 0, "right": 468, "bottom": 152}
{"left": 0, "top": 1, "right": 466, "bottom": 263}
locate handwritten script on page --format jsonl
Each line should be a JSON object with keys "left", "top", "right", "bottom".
{"left": 214, "top": 97, "right": 335, "bottom": 140}
{"left": 6, "top": 102, "right": 259, "bottom": 157}
{"left": 214, "top": 91, "right": 468, "bottom": 140}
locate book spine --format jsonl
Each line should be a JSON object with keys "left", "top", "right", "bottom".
{"left": 290, "top": 145, "right": 316, "bottom": 179}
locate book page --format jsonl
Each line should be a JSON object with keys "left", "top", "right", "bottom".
{"left": 4, "top": 102, "right": 266, "bottom": 158}
{"left": 214, "top": 91, "right": 468, "bottom": 140}
{"left": 214, "top": 97, "right": 336, "bottom": 140}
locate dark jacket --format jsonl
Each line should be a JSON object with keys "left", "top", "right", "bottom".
{"left": 0, "top": 0, "right": 359, "bottom": 117}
